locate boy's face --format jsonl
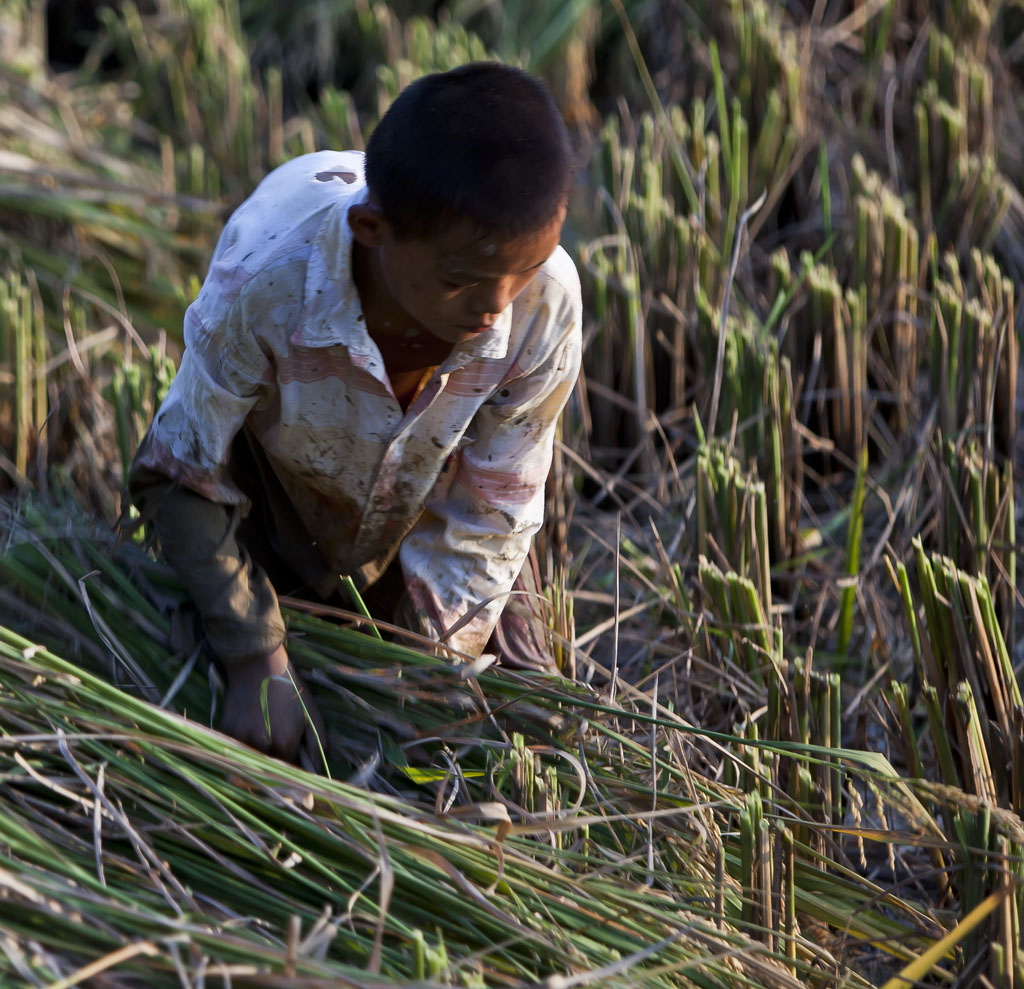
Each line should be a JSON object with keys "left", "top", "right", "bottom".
{"left": 350, "top": 205, "right": 565, "bottom": 346}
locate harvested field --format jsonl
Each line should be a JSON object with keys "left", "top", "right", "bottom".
{"left": 1, "top": 1, "right": 1023, "bottom": 986}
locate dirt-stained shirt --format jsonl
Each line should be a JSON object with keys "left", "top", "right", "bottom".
{"left": 135, "top": 150, "right": 582, "bottom": 659}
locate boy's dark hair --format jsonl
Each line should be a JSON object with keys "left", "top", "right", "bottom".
{"left": 365, "top": 62, "right": 573, "bottom": 240}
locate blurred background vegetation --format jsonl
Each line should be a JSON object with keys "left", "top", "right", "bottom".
{"left": 2, "top": 0, "right": 1024, "bottom": 986}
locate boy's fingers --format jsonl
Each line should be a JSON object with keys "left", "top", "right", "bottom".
{"left": 221, "top": 698, "right": 271, "bottom": 752}
{"left": 220, "top": 658, "right": 323, "bottom": 768}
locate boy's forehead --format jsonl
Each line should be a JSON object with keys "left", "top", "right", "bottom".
{"left": 435, "top": 221, "right": 514, "bottom": 254}
{"left": 439, "top": 236, "right": 501, "bottom": 268}
{"left": 433, "top": 214, "right": 564, "bottom": 273}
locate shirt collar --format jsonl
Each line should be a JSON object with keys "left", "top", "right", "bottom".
{"left": 296, "top": 191, "right": 512, "bottom": 362}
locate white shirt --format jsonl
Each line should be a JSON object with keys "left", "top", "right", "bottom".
{"left": 137, "top": 151, "right": 582, "bottom": 657}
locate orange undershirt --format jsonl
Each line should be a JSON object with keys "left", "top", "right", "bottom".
{"left": 390, "top": 365, "right": 438, "bottom": 412}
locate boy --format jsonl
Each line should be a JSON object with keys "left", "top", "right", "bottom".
{"left": 130, "top": 63, "right": 582, "bottom": 763}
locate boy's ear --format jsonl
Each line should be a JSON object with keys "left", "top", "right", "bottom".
{"left": 348, "top": 202, "right": 390, "bottom": 247}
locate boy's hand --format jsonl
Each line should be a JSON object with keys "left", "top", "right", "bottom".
{"left": 220, "top": 645, "right": 326, "bottom": 765}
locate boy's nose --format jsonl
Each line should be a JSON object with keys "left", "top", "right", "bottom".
{"left": 470, "top": 279, "right": 511, "bottom": 318}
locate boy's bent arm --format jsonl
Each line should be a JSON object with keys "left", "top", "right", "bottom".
{"left": 131, "top": 268, "right": 284, "bottom": 658}
{"left": 129, "top": 463, "right": 286, "bottom": 664}
{"left": 130, "top": 462, "right": 323, "bottom": 761}
{"left": 130, "top": 278, "right": 324, "bottom": 759}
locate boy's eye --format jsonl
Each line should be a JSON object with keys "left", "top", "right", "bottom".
{"left": 441, "top": 277, "right": 475, "bottom": 289}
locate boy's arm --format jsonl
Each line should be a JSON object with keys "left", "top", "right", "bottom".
{"left": 132, "top": 273, "right": 278, "bottom": 661}
{"left": 129, "top": 462, "right": 286, "bottom": 663}
{"left": 399, "top": 270, "right": 582, "bottom": 659}
{"left": 131, "top": 462, "right": 322, "bottom": 759}
{"left": 131, "top": 277, "right": 322, "bottom": 759}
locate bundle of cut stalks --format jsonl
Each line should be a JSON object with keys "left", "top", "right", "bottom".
{"left": 2, "top": 498, "right": 943, "bottom": 987}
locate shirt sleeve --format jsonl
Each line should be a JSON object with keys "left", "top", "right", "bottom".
{"left": 131, "top": 265, "right": 283, "bottom": 666}
{"left": 398, "top": 270, "right": 582, "bottom": 659}
{"left": 129, "top": 461, "right": 287, "bottom": 665}
{"left": 132, "top": 264, "right": 273, "bottom": 504}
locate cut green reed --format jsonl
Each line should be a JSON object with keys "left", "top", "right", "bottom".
{"left": 887, "top": 540, "right": 1024, "bottom": 981}
{"left": 718, "top": 0, "right": 802, "bottom": 230}
{"left": 916, "top": 27, "right": 1006, "bottom": 243}
{"left": 851, "top": 156, "right": 921, "bottom": 429}
{"left": 728, "top": 0, "right": 802, "bottom": 136}
{"left": 582, "top": 10, "right": 800, "bottom": 462}
{"left": 0, "top": 630, "right": 813, "bottom": 988}
{"left": 101, "top": 0, "right": 262, "bottom": 188}
{"left": 375, "top": 15, "right": 492, "bottom": 104}
{"left": 779, "top": 254, "right": 868, "bottom": 460}
{"left": 0, "top": 609, "right": 910, "bottom": 987}
{"left": 696, "top": 309, "right": 803, "bottom": 574}
{"left": 103, "top": 0, "right": 501, "bottom": 196}
{"left": 948, "top": 154, "right": 1012, "bottom": 253}
{"left": 928, "top": 244, "right": 1018, "bottom": 641}
{"left": 837, "top": 444, "right": 869, "bottom": 658}
{"left": 931, "top": 248, "right": 1018, "bottom": 460}
{"left": 964, "top": 447, "right": 1015, "bottom": 642}
{"left": 708, "top": 41, "right": 743, "bottom": 266}
{"left": 696, "top": 439, "right": 772, "bottom": 619}
{"left": 106, "top": 343, "right": 176, "bottom": 480}
{"left": 696, "top": 556, "right": 782, "bottom": 714}
{"left": 789, "top": 658, "right": 845, "bottom": 836}
{"left": 0, "top": 268, "right": 45, "bottom": 480}
{"left": 0, "top": 626, "right": 937, "bottom": 982}
{"left": 913, "top": 26, "right": 1012, "bottom": 252}
{"left": 586, "top": 109, "right": 694, "bottom": 448}
{"left": 1, "top": 500, "right": 961, "bottom": 982}
{"left": 694, "top": 299, "right": 761, "bottom": 447}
